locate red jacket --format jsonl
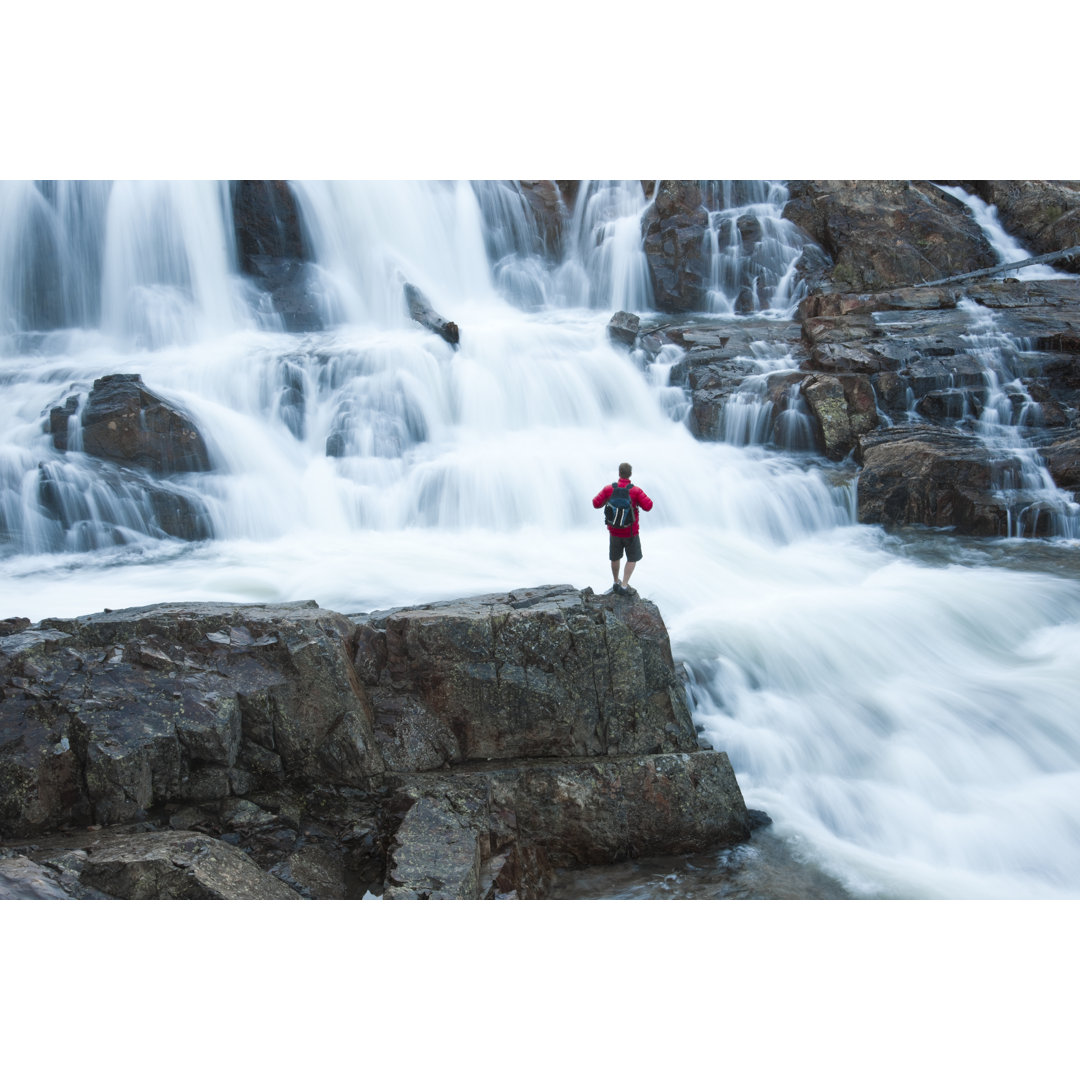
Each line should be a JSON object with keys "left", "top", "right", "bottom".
{"left": 593, "top": 478, "right": 653, "bottom": 537}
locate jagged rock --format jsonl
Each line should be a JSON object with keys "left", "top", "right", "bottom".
{"left": 856, "top": 425, "right": 1018, "bottom": 533}
{"left": 1, "top": 589, "right": 752, "bottom": 898}
{"left": 0, "top": 619, "right": 30, "bottom": 638}
{"left": 78, "top": 374, "right": 210, "bottom": 474}
{"left": 0, "top": 601, "right": 382, "bottom": 837}
{"left": 518, "top": 181, "right": 569, "bottom": 259}
{"left": 784, "top": 181, "right": 997, "bottom": 292}
{"left": 607, "top": 310, "right": 640, "bottom": 349}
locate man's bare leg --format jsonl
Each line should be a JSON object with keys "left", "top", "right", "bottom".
{"left": 611, "top": 559, "right": 622, "bottom": 587}
{"left": 622, "top": 561, "right": 637, "bottom": 588}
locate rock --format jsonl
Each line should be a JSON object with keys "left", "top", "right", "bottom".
{"left": 0, "top": 601, "right": 382, "bottom": 837}
{"left": 0, "top": 618, "right": 30, "bottom": 637}
{"left": 969, "top": 182, "right": 1080, "bottom": 270}
{"left": 1042, "top": 434, "right": 1080, "bottom": 490}
{"left": 641, "top": 181, "right": 710, "bottom": 312}
{"left": 518, "top": 181, "right": 570, "bottom": 259}
{"left": 802, "top": 374, "right": 855, "bottom": 459}
{"left": 352, "top": 585, "right": 698, "bottom": 771}
{"left": 247, "top": 257, "right": 324, "bottom": 333}
{"left": 79, "top": 374, "right": 210, "bottom": 474}
{"left": 784, "top": 181, "right": 997, "bottom": 291}
{"left": 607, "top": 310, "right": 640, "bottom": 349}
{"left": 49, "top": 829, "right": 302, "bottom": 899}
{"left": 47, "top": 395, "right": 80, "bottom": 452}
{"left": 403, "top": 282, "right": 459, "bottom": 346}
{"left": 0, "top": 854, "right": 73, "bottom": 899}
{"left": 230, "top": 181, "right": 308, "bottom": 276}
{"left": 856, "top": 425, "right": 1017, "bottom": 534}
{"left": 2, "top": 588, "right": 753, "bottom": 898}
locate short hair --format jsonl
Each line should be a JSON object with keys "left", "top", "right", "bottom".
{"left": 618, "top": 462, "right": 632, "bottom": 478}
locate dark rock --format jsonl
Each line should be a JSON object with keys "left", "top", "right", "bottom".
{"left": 230, "top": 181, "right": 308, "bottom": 276}
{"left": 0, "top": 618, "right": 31, "bottom": 638}
{"left": 270, "top": 844, "right": 347, "bottom": 899}
{"left": 248, "top": 256, "right": 324, "bottom": 333}
{"left": 856, "top": 426, "right": 1017, "bottom": 534}
{"left": 607, "top": 310, "right": 640, "bottom": 349}
{"left": 969, "top": 182, "right": 1080, "bottom": 271}
{"left": 0, "top": 854, "right": 73, "bottom": 899}
{"left": 47, "top": 395, "right": 80, "bottom": 452}
{"left": 1043, "top": 434, "right": 1080, "bottom": 490}
{"left": 353, "top": 585, "right": 698, "bottom": 771}
{"left": 46, "top": 829, "right": 302, "bottom": 899}
{"left": 518, "top": 181, "right": 570, "bottom": 259}
{"left": 641, "top": 181, "right": 710, "bottom": 312}
{"left": 784, "top": 181, "right": 997, "bottom": 291}
{"left": 80, "top": 374, "right": 210, "bottom": 474}
{"left": 802, "top": 374, "right": 855, "bottom": 459}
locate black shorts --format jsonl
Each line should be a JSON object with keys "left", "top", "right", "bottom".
{"left": 609, "top": 532, "right": 642, "bottom": 562}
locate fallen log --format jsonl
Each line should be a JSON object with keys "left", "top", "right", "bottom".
{"left": 917, "top": 245, "right": 1080, "bottom": 287}
{"left": 403, "top": 282, "right": 460, "bottom": 346}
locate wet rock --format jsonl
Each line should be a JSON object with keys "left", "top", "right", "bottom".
{"left": 968, "top": 182, "right": 1080, "bottom": 270}
{"left": 802, "top": 374, "right": 855, "bottom": 459}
{"left": 856, "top": 425, "right": 1016, "bottom": 534}
{"left": 518, "top": 181, "right": 569, "bottom": 259}
{"left": 80, "top": 374, "right": 210, "bottom": 474}
{"left": 784, "top": 181, "right": 997, "bottom": 291}
{"left": 641, "top": 181, "right": 711, "bottom": 312}
{"left": 230, "top": 181, "right": 308, "bottom": 275}
{"left": 270, "top": 843, "right": 347, "bottom": 899}
{"left": 247, "top": 257, "right": 324, "bottom": 333}
{"left": 47, "top": 395, "right": 80, "bottom": 452}
{"left": 607, "top": 310, "right": 640, "bottom": 349}
{"left": 1042, "top": 433, "right": 1080, "bottom": 490}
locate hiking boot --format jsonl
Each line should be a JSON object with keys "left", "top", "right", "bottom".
{"left": 612, "top": 582, "right": 629, "bottom": 596}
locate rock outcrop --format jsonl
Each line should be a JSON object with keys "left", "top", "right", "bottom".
{"left": 0, "top": 587, "right": 753, "bottom": 900}
{"left": 968, "top": 182, "right": 1080, "bottom": 270}
{"left": 784, "top": 181, "right": 997, "bottom": 292}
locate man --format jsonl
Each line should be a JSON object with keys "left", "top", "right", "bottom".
{"left": 593, "top": 462, "right": 653, "bottom": 596}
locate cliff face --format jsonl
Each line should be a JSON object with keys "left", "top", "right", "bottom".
{"left": 0, "top": 586, "right": 751, "bottom": 900}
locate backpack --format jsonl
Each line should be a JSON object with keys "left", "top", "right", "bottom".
{"left": 604, "top": 482, "right": 636, "bottom": 529}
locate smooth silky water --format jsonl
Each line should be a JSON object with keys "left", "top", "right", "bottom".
{"left": 2, "top": 181, "right": 1079, "bottom": 899}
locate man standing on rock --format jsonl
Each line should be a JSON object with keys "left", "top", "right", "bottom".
{"left": 593, "top": 462, "right": 653, "bottom": 596}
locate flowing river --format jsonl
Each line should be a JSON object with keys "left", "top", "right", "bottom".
{"left": 2, "top": 180, "right": 1079, "bottom": 899}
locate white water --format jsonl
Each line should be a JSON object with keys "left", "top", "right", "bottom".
{"left": 2, "top": 180, "right": 1079, "bottom": 899}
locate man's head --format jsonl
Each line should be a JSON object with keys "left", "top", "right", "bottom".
{"left": 618, "top": 462, "right": 632, "bottom": 479}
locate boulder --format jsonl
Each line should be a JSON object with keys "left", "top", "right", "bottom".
{"left": 78, "top": 374, "right": 211, "bottom": 474}
{"left": 855, "top": 425, "right": 1017, "bottom": 534}
{"left": 518, "top": 180, "right": 570, "bottom": 259}
{"left": 784, "top": 181, "right": 997, "bottom": 292}
{"left": 1042, "top": 434, "right": 1080, "bottom": 490}
{"left": 607, "top": 310, "right": 640, "bottom": 349}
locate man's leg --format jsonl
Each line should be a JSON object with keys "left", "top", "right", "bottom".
{"left": 622, "top": 561, "right": 636, "bottom": 587}
{"left": 611, "top": 559, "right": 622, "bottom": 586}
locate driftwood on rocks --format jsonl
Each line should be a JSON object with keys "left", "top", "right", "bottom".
{"left": 403, "top": 282, "right": 459, "bottom": 347}
{"left": 916, "top": 245, "right": 1080, "bottom": 287}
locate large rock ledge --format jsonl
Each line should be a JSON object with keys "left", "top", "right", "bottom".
{"left": 0, "top": 586, "right": 751, "bottom": 900}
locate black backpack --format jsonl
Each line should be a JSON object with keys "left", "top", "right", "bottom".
{"left": 604, "top": 482, "right": 635, "bottom": 529}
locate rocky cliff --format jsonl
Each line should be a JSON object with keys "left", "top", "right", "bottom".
{"left": 0, "top": 586, "right": 752, "bottom": 900}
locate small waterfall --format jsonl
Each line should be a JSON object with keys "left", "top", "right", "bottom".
{"left": 957, "top": 298, "right": 1080, "bottom": 538}
{"left": 938, "top": 185, "right": 1073, "bottom": 280}
{"left": 558, "top": 180, "right": 655, "bottom": 310}
{"left": 702, "top": 181, "right": 812, "bottom": 317}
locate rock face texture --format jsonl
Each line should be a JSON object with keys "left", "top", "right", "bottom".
{"left": 967, "top": 182, "right": 1080, "bottom": 269}
{"left": 0, "top": 587, "right": 752, "bottom": 900}
{"left": 784, "top": 181, "right": 998, "bottom": 292}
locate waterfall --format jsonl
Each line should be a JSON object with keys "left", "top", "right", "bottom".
{"left": 702, "top": 181, "right": 812, "bottom": 317}
{"left": 1, "top": 180, "right": 1079, "bottom": 899}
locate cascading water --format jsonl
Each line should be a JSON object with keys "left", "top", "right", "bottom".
{"left": 1, "top": 180, "right": 1079, "bottom": 899}
{"left": 702, "top": 181, "right": 812, "bottom": 317}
